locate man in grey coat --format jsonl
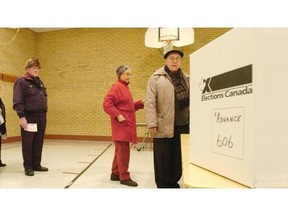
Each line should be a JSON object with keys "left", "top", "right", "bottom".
{"left": 145, "top": 50, "right": 190, "bottom": 188}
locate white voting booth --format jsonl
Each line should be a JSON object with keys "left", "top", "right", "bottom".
{"left": 189, "top": 28, "right": 288, "bottom": 188}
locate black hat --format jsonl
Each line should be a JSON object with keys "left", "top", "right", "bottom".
{"left": 163, "top": 50, "right": 184, "bottom": 59}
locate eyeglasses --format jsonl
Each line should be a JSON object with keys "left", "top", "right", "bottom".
{"left": 167, "top": 57, "right": 181, "bottom": 62}
{"left": 124, "top": 72, "right": 132, "bottom": 76}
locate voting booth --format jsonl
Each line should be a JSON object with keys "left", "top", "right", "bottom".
{"left": 189, "top": 28, "right": 288, "bottom": 188}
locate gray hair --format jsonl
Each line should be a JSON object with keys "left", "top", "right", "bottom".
{"left": 116, "top": 65, "right": 129, "bottom": 78}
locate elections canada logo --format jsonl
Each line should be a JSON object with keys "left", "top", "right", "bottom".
{"left": 199, "top": 64, "right": 253, "bottom": 101}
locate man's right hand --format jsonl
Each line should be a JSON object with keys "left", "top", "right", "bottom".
{"left": 19, "top": 117, "right": 28, "bottom": 129}
{"left": 148, "top": 127, "right": 158, "bottom": 135}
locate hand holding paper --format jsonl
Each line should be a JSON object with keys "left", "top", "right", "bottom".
{"left": 0, "top": 114, "right": 4, "bottom": 125}
{"left": 24, "top": 123, "right": 38, "bottom": 132}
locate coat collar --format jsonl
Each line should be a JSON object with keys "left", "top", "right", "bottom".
{"left": 22, "top": 72, "right": 35, "bottom": 80}
{"left": 118, "top": 79, "right": 130, "bottom": 86}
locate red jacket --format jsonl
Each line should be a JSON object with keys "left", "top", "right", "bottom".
{"left": 103, "top": 80, "right": 144, "bottom": 143}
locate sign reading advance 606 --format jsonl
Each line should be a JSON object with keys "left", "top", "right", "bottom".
{"left": 211, "top": 107, "right": 244, "bottom": 159}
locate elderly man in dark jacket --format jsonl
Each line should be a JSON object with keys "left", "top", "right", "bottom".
{"left": 13, "top": 58, "right": 48, "bottom": 176}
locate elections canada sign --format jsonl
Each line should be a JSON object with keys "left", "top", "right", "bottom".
{"left": 197, "top": 65, "right": 253, "bottom": 159}
{"left": 199, "top": 64, "right": 253, "bottom": 101}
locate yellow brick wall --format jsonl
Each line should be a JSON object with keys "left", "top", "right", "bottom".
{"left": 37, "top": 28, "right": 164, "bottom": 137}
{"left": 0, "top": 28, "right": 37, "bottom": 138}
{"left": 1, "top": 27, "right": 231, "bottom": 139}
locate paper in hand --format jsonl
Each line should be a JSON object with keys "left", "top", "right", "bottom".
{"left": 24, "top": 123, "right": 38, "bottom": 132}
{"left": 0, "top": 114, "right": 4, "bottom": 125}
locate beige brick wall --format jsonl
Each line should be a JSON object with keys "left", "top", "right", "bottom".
{"left": 1, "top": 27, "right": 230, "bottom": 139}
{"left": 0, "top": 28, "right": 37, "bottom": 138}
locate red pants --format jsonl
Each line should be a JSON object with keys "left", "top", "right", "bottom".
{"left": 111, "top": 141, "right": 130, "bottom": 181}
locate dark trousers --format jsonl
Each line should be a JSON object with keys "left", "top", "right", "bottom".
{"left": 21, "top": 113, "right": 46, "bottom": 170}
{"left": 153, "top": 124, "right": 189, "bottom": 188}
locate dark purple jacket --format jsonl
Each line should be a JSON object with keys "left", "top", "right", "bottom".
{"left": 13, "top": 73, "right": 48, "bottom": 118}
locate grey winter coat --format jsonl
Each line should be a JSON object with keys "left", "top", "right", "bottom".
{"left": 145, "top": 66, "right": 189, "bottom": 138}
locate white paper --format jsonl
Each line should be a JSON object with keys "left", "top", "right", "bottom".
{"left": 0, "top": 114, "right": 4, "bottom": 125}
{"left": 25, "top": 123, "right": 38, "bottom": 132}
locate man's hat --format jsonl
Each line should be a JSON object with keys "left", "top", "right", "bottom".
{"left": 163, "top": 49, "right": 184, "bottom": 59}
{"left": 25, "top": 57, "right": 41, "bottom": 69}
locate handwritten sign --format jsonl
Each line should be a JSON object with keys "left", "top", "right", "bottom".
{"left": 211, "top": 107, "right": 244, "bottom": 159}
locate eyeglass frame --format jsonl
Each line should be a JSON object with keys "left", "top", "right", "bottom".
{"left": 167, "top": 56, "right": 182, "bottom": 62}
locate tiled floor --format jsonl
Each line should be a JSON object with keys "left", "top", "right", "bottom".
{"left": 0, "top": 139, "right": 158, "bottom": 188}
{"left": 0, "top": 140, "right": 283, "bottom": 216}
{"left": 0, "top": 140, "right": 187, "bottom": 215}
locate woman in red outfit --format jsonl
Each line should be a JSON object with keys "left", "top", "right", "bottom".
{"left": 103, "top": 65, "right": 144, "bottom": 187}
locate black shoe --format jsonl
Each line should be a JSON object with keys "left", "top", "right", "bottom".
{"left": 25, "top": 169, "right": 34, "bottom": 176}
{"left": 0, "top": 160, "right": 6, "bottom": 167}
{"left": 33, "top": 166, "right": 49, "bottom": 172}
{"left": 120, "top": 179, "right": 138, "bottom": 187}
{"left": 110, "top": 173, "right": 120, "bottom": 181}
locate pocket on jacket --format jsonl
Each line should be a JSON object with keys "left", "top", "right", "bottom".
{"left": 157, "top": 112, "right": 165, "bottom": 133}
{"left": 26, "top": 85, "right": 37, "bottom": 95}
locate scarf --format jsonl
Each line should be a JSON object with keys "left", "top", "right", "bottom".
{"left": 165, "top": 66, "right": 189, "bottom": 109}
